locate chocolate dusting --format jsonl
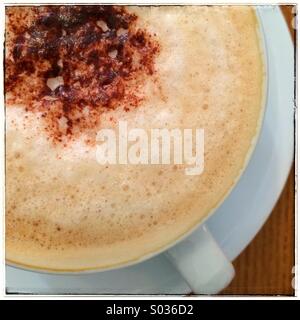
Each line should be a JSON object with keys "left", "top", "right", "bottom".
{"left": 5, "top": 6, "right": 160, "bottom": 144}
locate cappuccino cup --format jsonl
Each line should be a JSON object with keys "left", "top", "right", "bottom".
{"left": 5, "top": 5, "right": 266, "bottom": 294}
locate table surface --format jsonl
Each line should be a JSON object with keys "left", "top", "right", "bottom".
{"left": 221, "top": 6, "right": 295, "bottom": 295}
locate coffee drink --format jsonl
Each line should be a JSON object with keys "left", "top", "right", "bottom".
{"left": 5, "top": 6, "right": 265, "bottom": 271}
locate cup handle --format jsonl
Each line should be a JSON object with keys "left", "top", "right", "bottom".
{"left": 165, "top": 225, "right": 235, "bottom": 294}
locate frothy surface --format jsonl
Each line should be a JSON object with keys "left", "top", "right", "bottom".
{"left": 5, "top": 6, "right": 159, "bottom": 143}
{"left": 6, "top": 6, "right": 265, "bottom": 271}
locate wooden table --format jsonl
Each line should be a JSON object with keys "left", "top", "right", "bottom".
{"left": 221, "top": 6, "right": 295, "bottom": 295}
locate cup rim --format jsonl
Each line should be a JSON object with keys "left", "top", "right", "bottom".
{"left": 6, "top": 7, "right": 269, "bottom": 275}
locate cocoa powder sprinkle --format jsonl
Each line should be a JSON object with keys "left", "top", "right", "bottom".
{"left": 5, "top": 6, "right": 160, "bottom": 143}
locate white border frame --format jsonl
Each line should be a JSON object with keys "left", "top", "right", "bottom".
{"left": 0, "top": 0, "right": 298, "bottom": 300}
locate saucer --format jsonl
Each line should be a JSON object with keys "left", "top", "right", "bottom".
{"left": 6, "top": 6, "right": 294, "bottom": 294}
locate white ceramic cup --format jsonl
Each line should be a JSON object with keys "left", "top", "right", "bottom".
{"left": 7, "top": 9, "right": 268, "bottom": 295}
{"left": 165, "top": 225, "right": 235, "bottom": 294}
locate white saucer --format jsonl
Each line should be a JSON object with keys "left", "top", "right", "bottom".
{"left": 6, "top": 6, "right": 294, "bottom": 294}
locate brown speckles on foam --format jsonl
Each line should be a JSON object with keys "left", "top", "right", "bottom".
{"left": 14, "top": 151, "right": 22, "bottom": 159}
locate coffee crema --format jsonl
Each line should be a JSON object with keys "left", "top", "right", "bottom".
{"left": 6, "top": 6, "right": 265, "bottom": 271}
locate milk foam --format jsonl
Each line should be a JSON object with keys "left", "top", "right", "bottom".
{"left": 6, "top": 6, "right": 265, "bottom": 271}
